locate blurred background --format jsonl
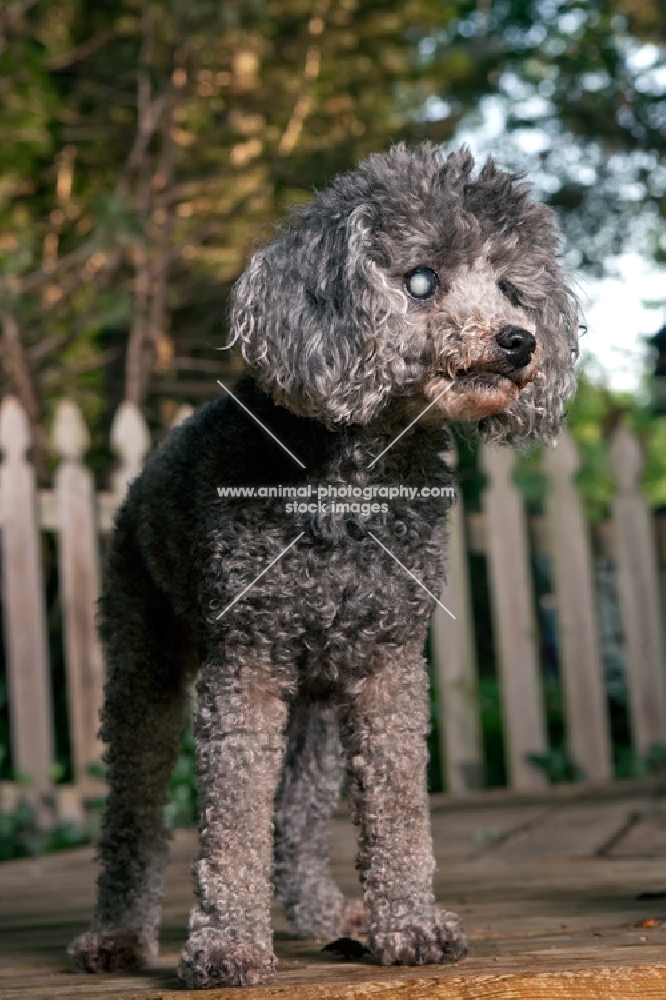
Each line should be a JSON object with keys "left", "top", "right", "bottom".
{"left": 1, "top": 0, "right": 665, "bottom": 458}
{"left": 0, "top": 0, "right": 665, "bottom": 855}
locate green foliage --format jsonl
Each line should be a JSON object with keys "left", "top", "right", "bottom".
{"left": 632, "top": 403, "right": 666, "bottom": 509}
{"left": 513, "top": 447, "right": 548, "bottom": 512}
{"left": 0, "top": 681, "right": 9, "bottom": 781}
{"left": 564, "top": 373, "right": 620, "bottom": 521}
{"left": 614, "top": 742, "right": 666, "bottom": 780}
{"left": 0, "top": 732, "right": 197, "bottom": 862}
{"left": 164, "top": 724, "right": 198, "bottom": 829}
{"left": 527, "top": 748, "right": 586, "bottom": 784}
{"left": 564, "top": 368, "right": 666, "bottom": 518}
{"left": 0, "top": 796, "right": 94, "bottom": 862}
{"left": 478, "top": 675, "right": 507, "bottom": 789}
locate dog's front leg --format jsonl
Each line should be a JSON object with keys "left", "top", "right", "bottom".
{"left": 178, "top": 651, "right": 289, "bottom": 989}
{"left": 341, "top": 646, "right": 467, "bottom": 966}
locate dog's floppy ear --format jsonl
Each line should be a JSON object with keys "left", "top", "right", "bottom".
{"left": 530, "top": 280, "right": 579, "bottom": 443}
{"left": 229, "top": 204, "right": 408, "bottom": 426}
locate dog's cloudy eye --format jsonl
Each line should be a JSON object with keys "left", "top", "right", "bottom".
{"left": 405, "top": 267, "right": 440, "bottom": 300}
{"left": 498, "top": 279, "right": 523, "bottom": 308}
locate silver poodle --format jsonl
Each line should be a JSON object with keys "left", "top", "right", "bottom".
{"left": 67, "top": 143, "right": 578, "bottom": 988}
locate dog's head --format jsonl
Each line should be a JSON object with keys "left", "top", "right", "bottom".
{"left": 229, "top": 142, "right": 579, "bottom": 445}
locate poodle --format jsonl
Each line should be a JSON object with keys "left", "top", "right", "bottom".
{"left": 67, "top": 143, "right": 578, "bottom": 988}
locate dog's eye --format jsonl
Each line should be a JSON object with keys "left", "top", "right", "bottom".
{"left": 498, "top": 280, "right": 523, "bottom": 309}
{"left": 404, "top": 267, "right": 440, "bottom": 300}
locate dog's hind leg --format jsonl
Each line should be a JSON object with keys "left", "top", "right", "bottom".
{"left": 67, "top": 516, "right": 188, "bottom": 972}
{"left": 273, "top": 699, "right": 368, "bottom": 941}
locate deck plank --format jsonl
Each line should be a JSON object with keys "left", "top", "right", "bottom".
{"left": 472, "top": 799, "right": 647, "bottom": 861}
{"left": 3, "top": 789, "right": 666, "bottom": 998}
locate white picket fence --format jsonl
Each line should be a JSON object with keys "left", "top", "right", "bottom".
{"left": 0, "top": 393, "right": 665, "bottom": 822}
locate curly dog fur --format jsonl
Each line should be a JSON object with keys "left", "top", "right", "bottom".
{"left": 68, "top": 143, "right": 578, "bottom": 988}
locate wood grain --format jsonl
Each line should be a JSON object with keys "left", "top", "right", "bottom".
{"left": 3, "top": 791, "right": 666, "bottom": 999}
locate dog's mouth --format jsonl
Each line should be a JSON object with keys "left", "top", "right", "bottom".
{"left": 424, "top": 351, "right": 540, "bottom": 421}
{"left": 450, "top": 364, "right": 528, "bottom": 386}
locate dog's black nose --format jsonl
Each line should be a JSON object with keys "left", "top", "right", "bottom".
{"left": 495, "top": 325, "right": 536, "bottom": 370}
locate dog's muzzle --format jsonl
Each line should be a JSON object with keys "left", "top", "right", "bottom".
{"left": 495, "top": 325, "right": 536, "bottom": 372}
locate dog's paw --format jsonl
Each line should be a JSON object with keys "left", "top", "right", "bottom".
{"left": 67, "top": 928, "right": 157, "bottom": 972}
{"left": 371, "top": 908, "right": 467, "bottom": 966}
{"left": 178, "top": 930, "right": 275, "bottom": 989}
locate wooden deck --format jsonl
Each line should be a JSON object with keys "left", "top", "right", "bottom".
{"left": 3, "top": 781, "right": 666, "bottom": 998}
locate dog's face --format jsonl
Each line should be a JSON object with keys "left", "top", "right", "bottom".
{"left": 230, "top": 143, "right": 579, "bottom": 445}
{"left": 393, "top": 253, "right": 542, "bottom": 424}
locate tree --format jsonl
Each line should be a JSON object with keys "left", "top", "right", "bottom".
{"left": 422, "top": 0, "right": 666, "bottom": 269}
{"left": 0, "top": 0, "right": 663, "bottom": 470}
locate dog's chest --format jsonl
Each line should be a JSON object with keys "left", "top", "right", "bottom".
{"left": 200, "top": 424, "right": 455, "bottom": 669}
{"left": 207, "top": 490, "right": 450, "bottom": 664}
{"left": 292, "top": 508, "right": 447, "bottom": 647}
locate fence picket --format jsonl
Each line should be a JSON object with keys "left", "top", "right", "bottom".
{"left": 0, "top": 397, "right": 54, "bottom": 815}
{"left": 432, "top": 466, "right": 483, "bottom": 793}
{"left": 110, "top": 401, "right": 150, "bottom": 499}
{"left": 544, "top": 430, "right": 612, "bottom": 781}
{"left": 0, "top": 395, "right": 664, "bottom": 814}
{"left": 609, "top": 426, "right": 666, "bottom": 754}
{"left": 480, "top": 443, "right": 548, "bottom": 789}
{"left": 171, "top": 403, "right": 194, "bottom": 428}
{"left": 53, "top": 401, "right": 104, "bottom": 786}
